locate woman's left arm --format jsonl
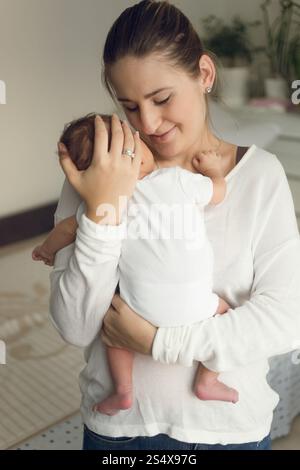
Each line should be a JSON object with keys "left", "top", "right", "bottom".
{"left": 102, "top": 157, "right": 300, "bottom": 371}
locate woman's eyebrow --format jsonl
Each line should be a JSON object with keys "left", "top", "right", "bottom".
{"left": 117, "top": 87, "right": 173, "bottom": 102}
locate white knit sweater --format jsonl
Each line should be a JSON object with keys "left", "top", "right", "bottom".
{"left": 49, "top": 145, "right": 300, "bottom": 445}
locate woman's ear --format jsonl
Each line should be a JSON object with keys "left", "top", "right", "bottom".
{"left": 197, "top": 54, "right": 216, "bottom": 94}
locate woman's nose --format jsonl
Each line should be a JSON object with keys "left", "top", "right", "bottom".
{"left": 139, "top": 106, "right": 161, "bottom": 136}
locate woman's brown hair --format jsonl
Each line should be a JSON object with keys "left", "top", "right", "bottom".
{"left": 102, "top": 0, "right": 216, "bottom": 101}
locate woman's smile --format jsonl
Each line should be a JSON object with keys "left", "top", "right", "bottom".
{"left": 150, "top": 125, "right": 177, "bottom": 144}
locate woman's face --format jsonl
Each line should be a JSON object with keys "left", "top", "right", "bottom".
{"left": 109, "top": 54, "right": 209, "bottom": 161}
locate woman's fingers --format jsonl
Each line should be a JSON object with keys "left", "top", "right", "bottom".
{"left": 111, "top": 293, "right": 124, "bottom": 313}
{"left": 92, "top": 115, "right": 109, "bottom": 164}
{"left": 109, "top": 113, "right": 124, "bottom": 157}
{"left": 57, "top": 142, "right": 78, "bottom": 183}
{"left": 121, "top": 122, "right": 141, "bottom": 174}
{"left": 57, "top": 141, "right": 69, "bottom": 159}
{"left": 132, "top": 131, "right": 141, "bottom": 170}
{"left": 121, "top": 121, "right": 135, "bottom": 159}
{"left": 100, "top": 316, "right": 115, "bottom": 347}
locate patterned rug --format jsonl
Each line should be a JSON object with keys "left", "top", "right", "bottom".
{"left": 0, "top": 236, "right": 85, "bottom": 450}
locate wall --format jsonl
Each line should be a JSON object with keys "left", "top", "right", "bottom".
{"left": 0, "top": 0, "right": 270, "bottom": 217}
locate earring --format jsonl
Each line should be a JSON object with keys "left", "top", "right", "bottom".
{"left": 206, "top": 86, "right": 212, "bottom": 94}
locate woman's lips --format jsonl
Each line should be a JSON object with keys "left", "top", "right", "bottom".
{"left": 151, "top": 126, "right": 176, "bottom": 143}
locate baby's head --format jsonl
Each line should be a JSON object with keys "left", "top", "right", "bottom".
{"left": 59, "top": 113, "right": 155, "bottom": 179}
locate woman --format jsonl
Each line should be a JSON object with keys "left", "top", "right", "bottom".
{"left": 50, "top": 0, "right": 300, "bottom": 450}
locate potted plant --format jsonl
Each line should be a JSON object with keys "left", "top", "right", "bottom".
{"left": 261, "top": 0, "right": 300, "bottom": 99}
{"left": 202, "top": 15, "right": 260, "bottom": 108}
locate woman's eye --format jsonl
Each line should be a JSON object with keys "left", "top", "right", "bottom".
{"left": 125, "top": 106, "right": 138, "bottom": 112}
{"left": 155, "top": 96, "right": 171, "bottom": 105}
{"left": 124, "top": 96, "right": 171, "bottom": 113}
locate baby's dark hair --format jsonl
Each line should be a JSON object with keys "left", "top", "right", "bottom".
{"left": 59, "top": 113, "right": 112, "bottom": 170}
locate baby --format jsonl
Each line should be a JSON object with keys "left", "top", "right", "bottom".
{"left": 33, "top": 113, "right": 239, "bottom": 415}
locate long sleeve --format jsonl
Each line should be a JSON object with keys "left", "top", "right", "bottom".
{"left": 49, "top": 178, "right": 126, "bottom": 347}
{"left": 152, "top": 156, "right": 300, "bottom": 372}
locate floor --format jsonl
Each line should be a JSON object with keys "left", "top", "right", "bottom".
{"left": 11, "top": 413, "right": 84, "bottom": 450}
{"left": 0, "top": 234, "right": 84, "bottom": 450}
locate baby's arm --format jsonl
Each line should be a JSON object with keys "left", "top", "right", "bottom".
{"left": 193, "top": 151, "right": 226, "bottom": 205}
{"left": 209, "top": 175, "right": 226, "bottom": 205}
{"left": 32, "top": 215, "right": 78, "bottom": 266}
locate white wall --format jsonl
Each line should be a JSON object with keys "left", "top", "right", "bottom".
{"left": 0, "top": 0, "right": 268, "bottom": 217}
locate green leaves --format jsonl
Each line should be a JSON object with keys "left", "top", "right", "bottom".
{"left": 260, "top": 0, "right": 300, "bottom": 82}
{"left": 201, "top": 15, "right": 260, "bottom": 67}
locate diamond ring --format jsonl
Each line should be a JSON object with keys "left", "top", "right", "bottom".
{"left": 122, "top": 148, "right": 135, "bottom": 158}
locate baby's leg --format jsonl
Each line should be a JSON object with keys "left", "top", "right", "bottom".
{"left": 193, "top": 297, "right": 238, "bottom": 403}
{"left": 93, "top": 346, "right": 134, "bottom": 416}
{"left": 194, "top": 364, "right": 239, "bottom": 404}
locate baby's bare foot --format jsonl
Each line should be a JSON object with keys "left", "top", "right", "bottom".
{"left": 93, "top": 390, "right": 133, "bottom": 416}
{"left": 194, "top": 380, "right": 239, "bottom": 404}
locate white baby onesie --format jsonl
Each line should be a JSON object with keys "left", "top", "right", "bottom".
{"left": 76, "top": 166, "right": 219, "bottom": 328}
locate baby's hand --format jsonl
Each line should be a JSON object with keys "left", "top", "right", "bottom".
{"left": 32, "top": 245, "right": 54, "bottom": 266}
{"left": 192, "top": 150, "right": 223, "bottom": 177}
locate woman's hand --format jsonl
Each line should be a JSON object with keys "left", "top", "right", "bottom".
{"left": 100, "top": 294, "right": 158, "bottom": 355}
{"left": 57, "top": 114, "right": 141, "bottom": 224}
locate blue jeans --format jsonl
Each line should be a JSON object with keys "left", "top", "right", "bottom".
{"left": 82, "top": 424, "right": 272, "bottom": 450}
